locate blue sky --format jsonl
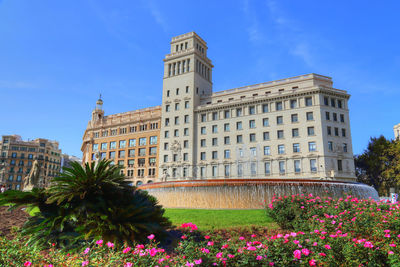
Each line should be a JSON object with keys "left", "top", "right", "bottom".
{"left": 0, "top": 0, "right": 399, "bottom": 157}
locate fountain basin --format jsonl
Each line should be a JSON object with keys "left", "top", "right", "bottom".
{"left": 139, "top": 179, "right": 379, "bottom": 209}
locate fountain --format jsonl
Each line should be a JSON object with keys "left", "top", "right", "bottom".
{"left": 138, "top": 178, "right": 379, "bottom": 209}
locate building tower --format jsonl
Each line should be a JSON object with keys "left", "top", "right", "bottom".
{"left": 92, "top": 95, "right": 104, "bottom": 123}
{"left": 158, "top": 32, "right": 214, "bottom": 180}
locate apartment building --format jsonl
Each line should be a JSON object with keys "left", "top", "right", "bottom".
{"left": 81, "top": 32, "right": 356, "bottom": 183}
{"left": 81, "top": 98, "right": 161, "bottom": 185}
{"left": 0, "top": 135, "right": 62, "bottom": 190}
{"left": 158, "top": 32, "right": 355, "bottom": 182}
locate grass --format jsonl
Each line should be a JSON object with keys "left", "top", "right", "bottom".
{"left": 164, "top": 208, "right": 273, "bottom": 230}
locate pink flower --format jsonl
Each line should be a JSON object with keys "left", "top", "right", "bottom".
{"left": 24, "top": 262, "right": 32, "bottom": 267}
{"left": 385, "top": 234, "right": 391, "bottom": 238}
{"left": 388, "top": 251, "right": 394, "bottom": 255}
{"left": 312, "top": 242, "right": 318, "bottom": 246}
{"left": 185, "top": 262, "right": 194, "bottom": 267}
{"left": 123, "top": 247, "right": 131, "bottom": 253}
{"left": 228, "top": 254, "right": 235, "bottom": 258}
{"left": 106, "top": 242, "right": 114, "bottom": 248}
{"left": 256, "top": 255, "right": 263, "bottom": 260}
{"left": 204, "top": 235, "right": 210, "bottom": 239}
{"left": 194, "top": 259, "right": 202, "bottom": 264}
{"left": 294, "top": 249, "right": 301, "bottom": 259}
{"left": 201, "top": 248, "right": 210, "bottom": 253}
{"left": 239, "top": 236, "right": 245, "bottom": 240}
{"left": 83, "top": 247, "right": 90, "bottom": 254}
{"left": 302, "top": 248, "right": 310, "bottom": 256}
{"left": 251, "top": 234, "right": 257, "bottom": 238}
{"left": 147, "top": 234, "right": 155, "bottom": 240}
{"left": 216, "top": 252, "right": 223, "bottom": 258}
{"left": 364, "top": 242, "right": 373, "bottom": 248}
{"left": 207, "top": 241, "right": 214, "bottom": 246}
{"left": 96, "top": 239, "right": 103, "bottom": 246}
{"left": 389, "top": 243, "right": 396, "bottom": 247}
{"left": 309, "top": 259, "right": 316, "bottom": 266}
{"left": 319, "top": 253, "right": 326, "bottom": 257}
{"left": 324, "top": 244, "right": 331, "bottom": 250}
{"left": 293, "top": 240, "right": 300, "bottom": 244}
{"left": 82, "top": 261, "right": 89, "bottom": 267}
{"left": 181, "top": 235, "right": 187, "bottom": 239}
{"left": 124, "top": 263, "right": 133, "bottom": 267}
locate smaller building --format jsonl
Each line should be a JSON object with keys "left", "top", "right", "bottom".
{"left": 0, "top": 135, "right": 62, "bottom": 190}
{"left": 394, "top": 123, "right": 400, "bottom": 140}
{"left": 61, "top": 154, "right": 82, "bottom": 171}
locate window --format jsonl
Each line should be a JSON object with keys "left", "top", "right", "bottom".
{"left": 28, "top": 154, "right": 33, "bottom": 159}
{"left": 186, "top": 86, "right": 189, "bottom": 93}
{"left": 340, "top": 114, "right": 345, "bottom": 123}
{"left": 224, "top": 123, "right": 230, "bottom": 132}
{"left": 277, "top": 116, "right": 283, "bottom": 125}
{"left": 119, "top": 150, "right": 125, "bottom": 158}
{"left": 333, "top": 113, "right": 337, "bottom": 121}
{"left": 110, "top": 141, "right": 116, "bottom": 149}
{"left": 249, "top": 120, "right": 256, "bottom": 128}
{"left": 224, "top": 165, "right": 230, "bottom": 177}
{"left": 236, "top": 108, "right": 242, "bottom": 117}
{"left": 164, "top": 131, "right": 169, "bottom": 138}
{"left": 290, "top": 99, "right": 297, "bottom": 109}
{"left": 150, "top": 136, "right": 157, "bottom": 145}
{"left": 236, "top": 121, "right": 243, "bottom": 130}
{"left": 265, "top": 162, "right": 271, "bottom": 175}
{"left": 292, "top": 128, "right": 299, "bottom": 137}
{"left": 250, "top": 162, "right": 257, "bottom": 176}
{"left": 328, "top": 141, "right": 333, "bottom": 151}
{"left": 129, "top": 149, "right": 135, "bottom": 157}
{"left": 338, "top": 99, "right": 343, "bottom": 108}
{"left": 308, "top": 142, "right": 317, "bottom": 152}
{"left": 176, "top": 88, "right": 179, "bottom": 95}
{"left": 184, "top": 140, "right": 188, "bottom": 148}
{"left": 212, "top": 166, "right": 217, "bottom": 177}
{"left": 184, "top": 128, "right": 189, "bottom": 136}
{"left": 249, "top": 106, "right": 255, "bottom": 115}
{"left": 263, "top": 132, "right": 270, "bottom": 141}
{"left": 201, "top": 139, "right": 206, "bottom": 147}
{"left": 164, "top": 143, "right": 169, "bottom": 150}
{"left": 184, "top": 115, "right": 189, "bottom": 123}
{"left": 278, "top": 145, "right": 285, "bottom": 154}
{"left": 310, "top": 159, "right": 317, "bottom": 172}
{"left": 163, "top": 155, "right": 168, "bottom": 162}
{"left": 109, "top": 151, "right": 116, "bottom": 159}
{"left": 307, "top": 127, "right": 315, "bottom": 136}
{"left": 276, "top": 101, "right": 283, "bottom": 111}
{"left": 291, "top": 114, "right": 298, "bottom": 123}
{"left": 264, "top": 146, "right": 270, "bottom": 155}
{"left": 335, "top": 127, "right": 339, "bottom": 136}
{"left": 279, "top": 161, "right": 285, "bottom": 174}
{"left": 294, "top": 160, "right": 301, "bottom": 173}
{"left": 212, "top": 138, "right": 218, "bottom": 146}
{"left": 183, "top": 153, "right": 188, "bottom": 161}
{"left": 200, "top": 166, "right": 205, "bottom": 177}
{"left": 261, "top": 118, "right": 269, "bottom": 127}
{"left": 174, "top": 117, "right": 179, "bottom": 125}
{"left": 201, "top": 126, "right": 206, "bottom": 134}
{"left": 324, "top": 97, "right": 329, "bottom": 106}
{"left": 224, "top": 110, "right": 230, "bottom": 118}
{"left": 212, "top": 112, "right": 218, "bottom": 120}
{"left": 173, "top": 154, "right": 178, "bottom": 162}
{"left": 100, "top": 152, "right": 106, "bottom": 159}
{"left": 327, "top": 126, "right": 332, "bottom": 136}
{"left": 224, "top": 136, "right": 230, "bottom": 145}
{"left": 174, "top": 129, "right": 179, "bottom": 137}
{"left": 306, "top": 112, "right": 313, "bottom": 121}
{"left": 224, "top": 149, "right": 230, "bottom": 159}
{"left": 165, "top": 118, "right": 170, "bottom": 126}
{"left": 149, "top": 147, "right": 157, "bottom": 155}
{"left": 212, "top": 125, "right": 218, "bottom": 133}
{"left": 262, "top": 104, "right": 268, "bottom": 113}
{"left": 293, "top": 143, "right": 300, "bottom": 153}
{"left": 119, "top": 140, "right": 126, "bottom": 149}
{"left": 185, "top": 101, "right": 189, "bottom": 109}
{"left": 250, "top": 147, "right": 257, "bottom": 156}
{"left": 326, "top": 112, "right": 330, "bottom": 120}
{"left": 201, "top": 114, "right": 206, "bottom": 122}
{"left": 212, "top": 151, "right": 218, "bottom": 159}
{"left": 237, "top": 135, "right": 243, "bottom": 143}
{"left": 175, "top": 103, "right": 180, "bottom": 111}
{"left": 200, "top": 152, "right": 206, "bottom": 160}
{"left": 277, "top": 130, "right": 284, "bottom": 139}
{"left": 343, "top": 143, "right": 348, "bottom": 153}
{"left": 238, "top": 163, "right": 243, "bottom": 176}
{"left": 342, "top": 128, "right": 346, "bottom": 137}
{"left": 249, "top": 133, "right": 256, "bottom": 142}
{"left": 92, "top": 144, "right": 99, "bottom": 151}
{"left": 138, "top": 148, "right": 146, "bottom": 156}
{"left": 305, "top": 97, "right": 312, "bottom": 106}
{"left": 139, "top": 138, "right": 147, "bottom": 146}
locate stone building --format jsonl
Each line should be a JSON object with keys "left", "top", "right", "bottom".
{"left": 81, "top": 97, "right": 161, "bottom": 185}
{"left": 0, "top": 135, "right": 62, "bottom": 190}
{"left": 60, "top": 154, "right": 82, "bottom": 171}
{"left": 82, "top": 32, "right": 356, "bottom": 183}
{"left": 394, "top": 123, "right": 400, "bottom": 139}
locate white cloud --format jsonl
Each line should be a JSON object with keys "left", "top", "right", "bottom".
{"left": 144, "top": 0, "right": 168, "bottom": 33}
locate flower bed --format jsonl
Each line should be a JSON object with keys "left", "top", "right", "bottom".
{"left": 1, "top": 195, "right": 399, "bottom": 266}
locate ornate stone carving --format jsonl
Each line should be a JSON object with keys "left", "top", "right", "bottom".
{"left": 23, "top": 160, "right": 41, "bottom": 191}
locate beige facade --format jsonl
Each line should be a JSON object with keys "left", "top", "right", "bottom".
{"left": 0, "top": 135, "right": 62, "bottom": 190}
{"left": 81, "top": 99, "right": 161, "bottom": 185}
{"left": 394, "top": 123, "right": 400, "bottom": 139}
{"left": 158, "top": 32, "right": 355, "bottom": 182}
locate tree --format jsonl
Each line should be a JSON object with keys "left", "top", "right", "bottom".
{"left": 355, "top": 136, "right": 399, "bottom": 195}
{"left": 0, "top": 160, "right": 171, "bottom": 249}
